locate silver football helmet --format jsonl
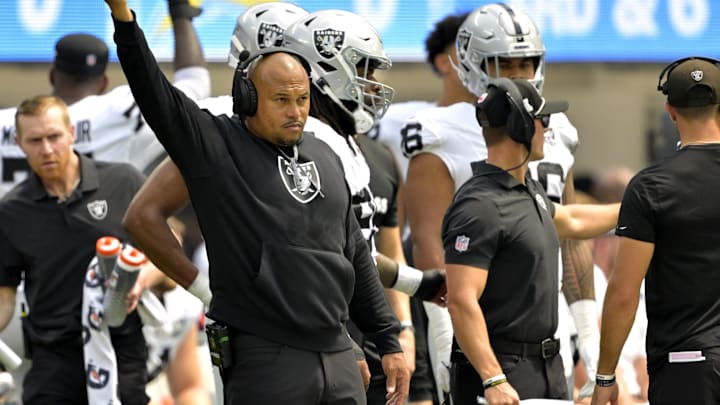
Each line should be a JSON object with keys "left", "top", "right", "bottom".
{"left": 283, "top": 9, "right": 395, "bottom": 133}
{"left": 455, "top": 3, "right": 546, "bottom": 96}
{"left": 227, "top": 2, "right": 308, "bottom": 70}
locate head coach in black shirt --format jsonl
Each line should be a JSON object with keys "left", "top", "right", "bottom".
{"left": 593, "top": 57, "right": 720, "bottom": 405}
{"left": 0, "top": 95, "right": 148, "bottom": 404}
{"left": 441, "top": 78, "right": 619, "bottom": 404}
{"left": 104, "top": 1, "right": 407, "bottom": 404}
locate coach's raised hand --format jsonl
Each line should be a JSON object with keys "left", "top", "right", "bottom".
{"left": 103, "top": 0, "right": 133, "bottom": 21}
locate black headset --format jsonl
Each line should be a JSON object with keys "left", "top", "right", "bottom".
{"left": 657, "top": 56, "right": 720, "bottom": 95}
{"left": 475, "top": 78, "right": 535, "bottom": 148}
{"left": 232, "top": 50, "right": 258, "bottom": 118}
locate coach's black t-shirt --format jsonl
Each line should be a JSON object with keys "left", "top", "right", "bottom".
{"left": 443, "top": 161, "right": 559, "bottom": 343}
{"left": 617, "top": 144, "right": 720, "bottom": 367}
{"left": 0, "top": 154, "right": 145, "bottom": 345}
{"left": 114, "top": 17, "right": 400, "bottom": 355}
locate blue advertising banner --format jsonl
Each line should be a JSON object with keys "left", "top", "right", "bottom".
{"left": 0, "top": 0, "right": 718, "bottom": 63}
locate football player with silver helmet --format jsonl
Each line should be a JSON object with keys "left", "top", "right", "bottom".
{"left": 226, "top": 2, "right": 308, "bottom": 71}
{"left": 403, "top": 3, "right": 598, "bottom": 402}
{"left": 455, "top": 2, "right": 546, "bottom": 96}
{"left": 283, "top": 10, "right": 395, "bottom": 134}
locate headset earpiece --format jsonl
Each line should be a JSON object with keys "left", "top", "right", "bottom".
{"left": 231, "top": 51, "right": 258, "bottom": 118}
{"left": 482, "top": 78, "right": 534, "bottom": 147}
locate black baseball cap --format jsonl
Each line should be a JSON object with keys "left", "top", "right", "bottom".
{"left": 53, "top": 33, "right": 108, "bottom": 78}
{"left": 477, "top": 78, "right": 568, "bottom": 128}
{"left": 665, "top": 58, "right": 720, "bottom": 107}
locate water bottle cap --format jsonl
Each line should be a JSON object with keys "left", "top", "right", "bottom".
{"left": 96, "top": 236, "right": 121, "bottom": 257}
{"left": 119, "top": 246, "right": 147, "bottom": 268}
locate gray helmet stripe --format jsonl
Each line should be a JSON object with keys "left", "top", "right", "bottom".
{"left": 496, "top": 3, "right": 523, "bottom": 39}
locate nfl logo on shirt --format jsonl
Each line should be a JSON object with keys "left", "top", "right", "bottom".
{"left": 454, "top": 235, "right": 470, "bottom": 253}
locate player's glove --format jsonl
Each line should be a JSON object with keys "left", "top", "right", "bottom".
{"left": 392, "top": 264, "right": 446, "bottom": 303}
{"left": 415, "top": 269, "right": 446, "bottom": 302}
{"left": 168, "top": 0, "right": 202, "bottom": 20}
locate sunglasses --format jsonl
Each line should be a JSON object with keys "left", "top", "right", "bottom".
{"left": 537, "top": 115, "right": 551, "bottom": 128}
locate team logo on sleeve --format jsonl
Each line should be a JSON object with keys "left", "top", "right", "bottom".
{"left": 454, "top": 235, "right": 470, "bottom": 252}
{"left": 87, "top": 200, "right": 108, "bottom": 220}
{"left": 278, "top": 157, "right": 322, "bottom": 203}
{"left": 258, "top": 22, "right": 285, "bottom": 49}
{"left": 456, "top": 28, "right": 472, "bottom": 61}
{"left": 314, "top": 29, "right": 345, "bottom": 59}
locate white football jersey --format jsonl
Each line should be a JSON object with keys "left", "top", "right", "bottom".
{"left": 0, "top": 66, "right": 210, "bottom": 197}
{"left": 369, "top": 100, "right": 434, "bottom": 182}
{"left": 311, "top": 120, "right": 376, "bottom": 249}
{"left": 528, "top": 113, "right": 578, "bottom": 203}
{"left": 403, "top": 101, "right": 578, "bottom": 196}
{"left": 402, "top": 102, "right": 488, "bottom": 192}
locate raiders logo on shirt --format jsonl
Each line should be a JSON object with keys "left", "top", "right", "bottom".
{"left": 278, "top": 156, "right": 322, "bottom": 203}
{"left": 87, "top": 200, "right": 108, "bottom": 220}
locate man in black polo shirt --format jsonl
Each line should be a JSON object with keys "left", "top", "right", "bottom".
{"left": 441, "top": 78, "right": 619, "bottom": 403}
{"left": 0, "top": 95, "right": 147, "bottom": 404}
{"left": 105, "top": 1, "right": 407, "bottom": 404}
{"left": 593, "top": 57, "right": 720, "bottom": 405}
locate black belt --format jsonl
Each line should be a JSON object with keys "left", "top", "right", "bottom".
{"left": 492, "top": 337, "right": 560, "bottom": 359}
{"left": 451, "top": 337, "right": 560, "bottom": 362}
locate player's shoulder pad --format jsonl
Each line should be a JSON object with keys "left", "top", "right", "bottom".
{"left": 197, "top": 95, "right": 234, "bottom": 117}
{"left": 401, "top": 102, "right": 474, "bottom": 158}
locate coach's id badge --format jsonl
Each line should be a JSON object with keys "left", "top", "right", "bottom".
{"left": 668, "top": 350, "right": 706, "bottom": 363}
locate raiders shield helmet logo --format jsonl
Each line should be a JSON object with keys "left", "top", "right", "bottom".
{"left": 87, "top": 364, "right": 111, "bottom": 389}
{"left": 278, "top": 156, "right": 321, "bottom": 203}
{"left": 87, "top": 200, "right": 108, "bottom": 220}
{"left": 258, "top": 22, "right": 285, "bottom": 49}
{"left": 314, "top": 28, "right": 345, "bottom": 59}
{"left": 457, "top": 28, "right": 472, "bottom": 61}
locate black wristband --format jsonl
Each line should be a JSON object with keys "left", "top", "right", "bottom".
{"left": 595, "top": 374, "right": 616, "bottom": 387}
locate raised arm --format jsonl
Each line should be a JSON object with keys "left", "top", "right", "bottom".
{"left": 105, "top": 0, "right": 217, "bottom": 170}
{"left": 168, "top": 0, "right": 210, "bottom": 101}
